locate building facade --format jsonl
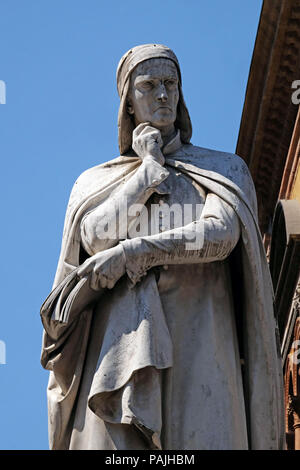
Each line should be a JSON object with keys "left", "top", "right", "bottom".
{"left": 236, "top": 0, "right": 300, "bottom": 449}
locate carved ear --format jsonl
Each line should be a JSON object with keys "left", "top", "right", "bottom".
{"left": 118, "top": 80, "right": 136, "bottom": 154}
{"left": 175, "top": 84, "right": 192, "bottom": 144}
{"left": 127, "top": 104, "right": 134, "bottom": 115}
{"left": 126, "top": 97, "right": 134, "bottom": 115}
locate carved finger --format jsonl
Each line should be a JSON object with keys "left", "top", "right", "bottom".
{"left": 106, "top": 278, "right": 116, "bottom": 289}
{"left": 138, "top": 125, "right": 159, "bottom": 136}
{"left": 99, "top": 275, "right": 108, "bottom": 289}
{"left": 77, "top": 261, "right": 94, "bottom": 278}
{"left": 89, "top": 272, "right": 104, "bottom": 292}
{"left": 133, "top": 122, "right": 151, "bottom": 139}
{"left": 155, "top": 133, "right": 163, "bottom": 148}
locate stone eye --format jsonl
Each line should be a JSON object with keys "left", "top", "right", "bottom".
{"left": 165, "top": 79, "right": 176, "bottom": 87}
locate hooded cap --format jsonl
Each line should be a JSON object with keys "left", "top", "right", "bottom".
{"left": 116, "top": 44, "right": 192, "bottom": 154}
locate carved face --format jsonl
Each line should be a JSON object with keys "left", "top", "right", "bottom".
{"left": 128, "top": 58, "right": 179, "bottom": 129}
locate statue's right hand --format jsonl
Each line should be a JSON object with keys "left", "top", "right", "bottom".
{"left": 77, "top": 245, "right": 126, "bottom": 291}
{"left": 132, "top": 123, "right": 165, "bottom": 166}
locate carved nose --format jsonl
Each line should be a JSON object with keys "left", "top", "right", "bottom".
{"left": 157, "top": 83, "right": 168, "bottom": 102}
{"left": 159, "top": 93, "right": 168, "bottom": 103}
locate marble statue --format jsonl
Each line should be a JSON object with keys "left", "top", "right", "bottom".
{"left": 40, "top": 44, "right": 285, "bottom": 450}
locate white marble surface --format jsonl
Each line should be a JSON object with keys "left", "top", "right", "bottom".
{"left": 41, "top": 44, "right": 284, "bottom": 450}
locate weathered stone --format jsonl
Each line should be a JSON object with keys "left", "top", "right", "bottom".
{"left": 41, "top": 44, "right": 285, "bottom": 450}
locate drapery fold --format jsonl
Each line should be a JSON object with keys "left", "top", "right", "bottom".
{"left": 41, "top": 145, "right": 284, "bottom": 449}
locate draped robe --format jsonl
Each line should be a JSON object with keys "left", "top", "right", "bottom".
{"left": 41, "top": 134, "right": 284, "bottom": 450}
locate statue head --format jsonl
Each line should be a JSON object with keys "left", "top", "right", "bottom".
{"left": 117, "top": 44, "right": 192, "bottom": 154}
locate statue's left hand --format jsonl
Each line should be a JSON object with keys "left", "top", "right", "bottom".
{"left": 77, "top": 244, "right": 126, "bottom": 291}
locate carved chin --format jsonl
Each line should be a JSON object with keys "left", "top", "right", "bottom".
{"left": 150, "top": 110, "right": 176, "bottom": 126}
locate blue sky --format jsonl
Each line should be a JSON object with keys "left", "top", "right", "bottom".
{"left": 0, "top": 0, "right": 262, "bottom": 449}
